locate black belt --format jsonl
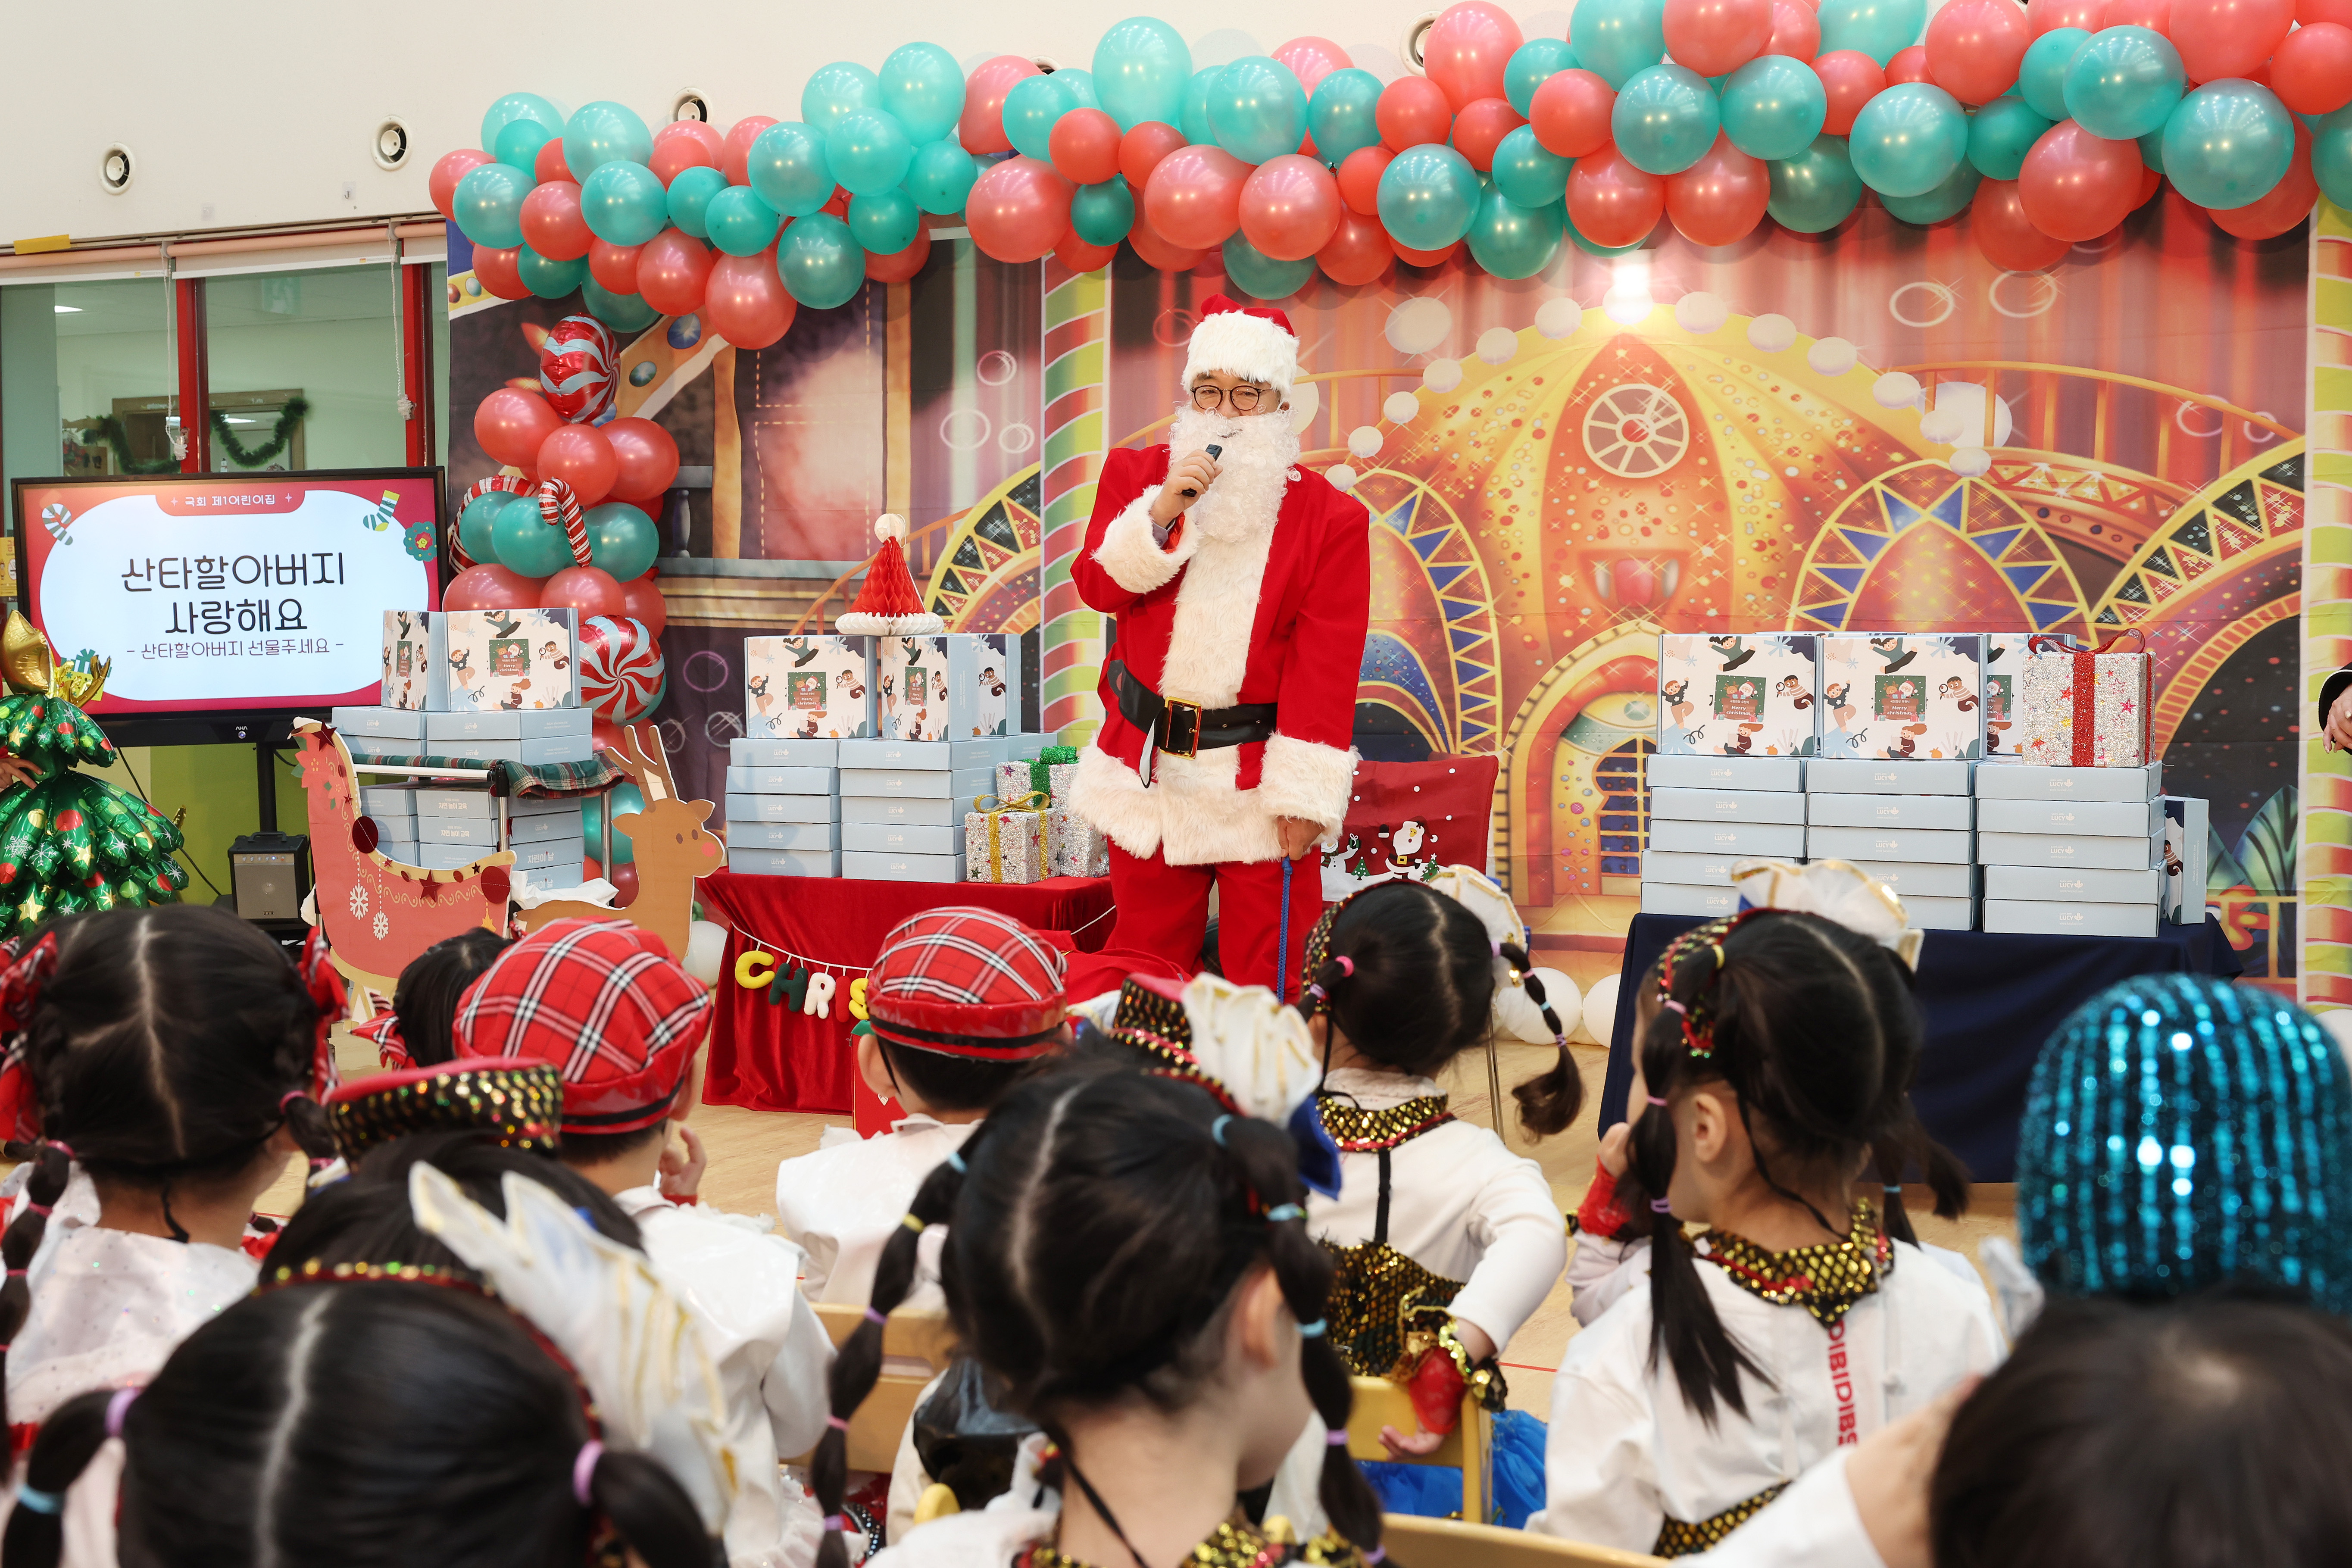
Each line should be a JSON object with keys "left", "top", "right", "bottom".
{"left": 1109, "top": 660, "right": 1276, "bottom": 759}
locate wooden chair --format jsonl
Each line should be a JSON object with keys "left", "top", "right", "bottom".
{"left": 1377, "top": 1514, "right": 1668, "bottom": 1568}
{"left": 787, "top": 1302, "right": 958, "bottom": 1472}
{"left": 1343, "top": 1375, "right": 1492, "bottom": 1525}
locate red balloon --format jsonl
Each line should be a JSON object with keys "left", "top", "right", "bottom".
{"left": 962, "top": 56, "right": 1042, "bottom": 154}
{"left": 722, "top": 117, "right": 779, "bottom": 185}
{"left": 1450, "top": 97, "right": 1528, "bottom": 171}
{"left": 2105, "top": 0, "right": 2171, "bottom": 26}
{"left": 2171, "top": 0, "right": 2294, "bottom": 78}
{"left": 1049, "top": 107, "right": 1124, "bottom": 184}
{"left": 445, "top": 564, "right": 544, "bottom": 611}
{"left": 1762, "top": 0, "right": 1824, "bottom": 57}
{"left": 622, "top": 572, "right": 668, "bottom": 637}
{"left": 1337, "top": 146, "right": 1396, "bottom": 213}
{"left": 637, "top": 230, "right": 713, "bottom": 316}
{"left": 1143, "top": 144, "right": 1251, "bottom": 250}
{"left": 1815, "top": 52, "right": 1889, "bottom": 134}
{"left": 431, "top": 150, "right": 491, "bottom": 221}
{"left": 650, "top": 120, "right": 724, "bottom": 185}
{"left": 967, "top": 156, "right": 1076, "bottom": 262}
{"left": 2135, "top": 162, "right": 2165, "bottom": 205}
{"left": 1377, "top": 76, "right": 1456, "bottom": 151}
{"left": 475, "top": 387, "right": 563, "bottom": 469}
{"left": 1886, "top": 44, "right": 1934, "bottom": 82}
{"left": 2305, "top": 0, "right": 2352, "bottom": 21}
{"left": 1119, "top": 122, "right": 1189, "bottom": 187}
{"left": 2211, "top": 126, "right": 2317, "bottom": 235}
{"left": 1531, "top": 69, "right": 1618, "bottom": 156}
{"left": 1666, "top": 0, "right": 1776, "bottom": 74}
{"left": 1053, "top": 230, "right": 1121, "bottom": 271}
{"left": 603, "top": 417, "right": 681, "bottom": 503}
{"left": 1394, "top": 238, "right": 1466, "bottom": 266}
{"left": 1971, "top": 177, "right": 2073, "bottom": 267}
{"left": 589, "top": 238, "right": 643, "bottom": 295}
{"left": 1665, "top": 133, "right": 1771, "bottom": 244}
{"left": 1274, "top": 36, "right": 1355, "bottom": 97}
{"left": 472, "top": 246, "right": 529, "bottom": 301}
{"left": 1125, "top": 212, "right": 1208, "bottom": 269}
{"left": 1238, "top": 154, "right": 1345, "bottom": 259}
{"left": 607, "top": 862, "right": 641, "bottom": 907}
{"left": 1567, "top": 145, "right": 1667, "bottom": 247}
{"left": 541, "top": 565, "right": 628, "bottom": 619}
{"left": 1926, "top": 0, "right": 2033, "bottom": 101}
{"left": 2019, "top": 119, "right": 2141, "bottom": 241}
{"left": 868, "top": 229, "right": 936, "bottom": 281}
{"left": 1423, "top": 2, "right": 1526, "bottom": 110}
{"left": 519, "top": 180, "right": 590, "bottom": 261}
{"left": 538, "top": 425, "right": 619, "bottom": 507}
{"left": 2029, "top": 0, "right": 2107, "bottom": 29}
{"left": 590, "top": 720, "right": 624, "bottom": 755}
{"left": 1316, "top": 208, "right": 1396, "bottom": 284}
{"left": 2272, "top": 22, "right": 2352, "bottom": 113}
{"left": 703, "top": 250, "right": 797, "bottom": 348}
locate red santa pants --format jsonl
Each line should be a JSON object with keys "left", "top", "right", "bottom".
{"left": 1063, "top": 841, "right": 1327, "bottom": 1004}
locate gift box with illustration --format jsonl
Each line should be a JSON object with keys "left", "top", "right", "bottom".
{"left": 434, "top": 608, "right": 579, "bottom": 713}
{"left": 379, "top": 611, "right": 434, "bottom": 710}
{"left": 1990, "top": 631, "right": 2152, "bottom": 767}
{"left": 1654, "top": 634, "right": 1821, "bottom": 758}
{"left": 964, "top": 799, "right": 1047, "bottom": 884}
{"left": 1819, "top": 634, "right": 1983, "bottom": 761}
{"left": 874, "top": 633, "right": 1021, "bottom": 742}
{"left": 744, "top": 634, "right": 875, "bottom": 741}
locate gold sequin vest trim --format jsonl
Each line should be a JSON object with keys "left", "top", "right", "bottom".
{"left": 1696, "top": 1201, "right": 1893, "bottom": 1328}
{"left": 1652, "top": 1482, "right": 1790, "bottom": 1558}
{"left": 1315, "top": 1093, "right": 1454, "bottom": 1151}
{"left": 1321, "top": 1238, "right": 1464, "bottom": 1378}
{"left": 1020, "top": 1518, "right": 1374, "bottom": 1567}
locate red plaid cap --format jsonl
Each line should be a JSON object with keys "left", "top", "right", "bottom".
{"left": 450, "top": 917, "right": 712, "bottom": 1133}
{"left": 866, "top": 907, "right": 1066, "bottom": 1060}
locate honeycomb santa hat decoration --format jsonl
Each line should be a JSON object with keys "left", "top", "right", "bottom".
{"left": 578, "top": 615, "right": 666, "bottom": 723}
{"left": 538, "top": 315, "right": 619, "bottom": 425}
{"left": 837, "top": 514, "right": 944, "bottom": 636}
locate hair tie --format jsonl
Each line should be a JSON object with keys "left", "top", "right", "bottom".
{"left": 1649, "top": 1197, "right": 1674, "bottom": 1214}
{"left": 1552, "top": 1034, "right": 1567, "bottom": 1051}
{"left": 824, "top": 1515, "right": 847, "bottom": 1533}
{"left": 899, "top": 1213, "right": 926, "bottom": 1234}
{"left": 1490, "top": 938, "right": 1503, "bottom": 956}
{"left": 5, "top": 1269, "right": 24, "bottom": 1279}
{"left": 42, "top": 1141, "right": 72, "bottom": 1162}
{"left": 1662, "top": 999, "right": 1688, "bottom": 1016}
{"left": 1883, "top": 1184, "right": 1904, "bottom": 1193}
{"left": 1333, "top": 955, "right": 1355, "bottom": 977}
{"left": 944, "top": 1149, "right": 965, "bottom": 1174}
{"left": 863, "top": 1306, "right": 887, "bottom": 1326}
{"left": 1266, "top": 1203, "right": 1305, "bottom": 1223}
{"left": 278, "top": 1090, "right": 306, "bottom": 1111}
{"left": 1303, "top": 983, "right": 1327, "bottom": 1003}
{"left": 1326, "top": 1429, "right": 1350, "bottom": 1446}
{"left": 25, "top": 1202, "right": 50, "bottom": 1218}
{"left": 13, "top": 1486, "right": 62, "bottom": 1517}
{"left": 571, "top": 1441, "right": 603, "bottom": 1506}
{"left": 1364, "top": 1550, "right": 1387, "bottom": 1566}
{"left": 825, "top": 1415, "right": 850, "bottom": 1433}
{"left": 105, "top": 1387, "right": 136, "bottom": 1439}
{"left": 1210, "top": 1114, "right": 1234, "bottom": 1146}
{"left": 1299, "top": 1318, "right": 1328, "bottom": 1338}
{"left": 1646, "top": 1095, "right": 1668, "bottom": 1107}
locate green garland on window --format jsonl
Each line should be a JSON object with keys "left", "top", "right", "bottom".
{"left": 78, "top": 395, "right": 310, "bottom": 475}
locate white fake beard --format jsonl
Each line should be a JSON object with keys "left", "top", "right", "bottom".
{"left": 1167, "top": 403, "right": 1300, "bottom": 543}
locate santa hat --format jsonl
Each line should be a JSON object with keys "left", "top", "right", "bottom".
{"left": 863, "top": 906, "right": 1067, "bottom": 1059}
{"left": 837, "top": 514, "right": 944, "bottom": 636}
{"left": 1183, "top": 294, "right": 1300, "bottom": 403}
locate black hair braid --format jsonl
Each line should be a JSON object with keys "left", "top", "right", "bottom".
{"left": 1500, "top": 940, "right": 1586, "bottom": 1138}
{"left": 0, "top": 1385, "right": 107, "bottom": 1568}
{"left": 1871, "top": 1104, "right": 1972, "bottom": 1246}
{"left": 0, "top": 1142, "right": 71, "bottom": 1434}
{"left": 587, "top": 1449, "right": 719, "bottom": 1568}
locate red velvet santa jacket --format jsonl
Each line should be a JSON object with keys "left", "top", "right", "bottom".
{"left": 1067, "top": 442, "right": 1370, "bottom": 868}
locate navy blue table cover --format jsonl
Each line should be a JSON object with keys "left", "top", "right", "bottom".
{"left": 1599, "top": 913, "right": 2243, "bottom": 1182}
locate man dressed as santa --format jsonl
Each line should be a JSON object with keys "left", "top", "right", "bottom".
{"left": 1063, "top": 295, "right": 1369, "bottom": 1001}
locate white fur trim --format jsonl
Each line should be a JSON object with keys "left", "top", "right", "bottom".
{"left": 1090, "top": 486, "right": 1196, "bottom": 597}
{"left": 1184, "top": 312, "right": 1299, "bottom": 400}
{"left": 1161, "top": 512, "right": 1278, "bottom": 707}
{"left": 1071, "top": 743, "right": 1289, "bottom": 867}
{"left": 1253, "top": 733, "right": 1358, "bottom": 833}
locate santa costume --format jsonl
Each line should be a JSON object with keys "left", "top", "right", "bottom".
{"left": 1064, "top": 296, "right": 1370, "bottom": 1002}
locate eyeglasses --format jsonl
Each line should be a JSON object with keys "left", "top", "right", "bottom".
{"left": 1190, "top": 383, "right": 1267, "bottom": 413}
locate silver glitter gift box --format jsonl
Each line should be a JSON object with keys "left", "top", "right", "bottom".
{"left": 963, "top": 804, "right": 1046, "bottom": 883}
{"left": 1049, "top": 806, "right": 1110, "bottom": 878}
{"left": 2002, "top": 635, "right": 2152, "bottom": 767}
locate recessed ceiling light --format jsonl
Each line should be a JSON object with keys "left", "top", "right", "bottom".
{"left": 52, "top": 305, "right": 81, "bottom": 314}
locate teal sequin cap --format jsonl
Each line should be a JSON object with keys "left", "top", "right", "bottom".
{"left": 2021, "top": 975, "right": 2352, "bottom": 1313}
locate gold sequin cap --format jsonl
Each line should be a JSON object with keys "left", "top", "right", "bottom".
{"left": 322, "top": 1058, "right": 564, "bottom": 1163}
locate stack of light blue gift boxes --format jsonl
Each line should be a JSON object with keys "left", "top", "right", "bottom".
{"left": 732, "top": 631, "right": 1044, "bottom": 882}
{"left": 332, "top": 609, "right": 592, "bottom": 895}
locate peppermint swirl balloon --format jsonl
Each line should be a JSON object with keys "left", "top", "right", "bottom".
{"left": 578, "top": 615, "right": 665, "bottom": 721}
{"left": 538, "top": 314, "right": 620, "bottom": 424}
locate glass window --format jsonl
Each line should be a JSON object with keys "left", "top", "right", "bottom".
{"left": 203, "top": 265, "right": 403, "bottom": 472}
{"left": 2, "top": 277, "right": 180, "bottom": 506}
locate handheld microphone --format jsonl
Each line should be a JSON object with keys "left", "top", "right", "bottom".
{"left": 1176, "top": 444, "right": 1223, "bottom": 502}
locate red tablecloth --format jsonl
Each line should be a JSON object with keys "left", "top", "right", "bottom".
{"left": 696, "top": 870, "right": 1117, "bottom": 1115}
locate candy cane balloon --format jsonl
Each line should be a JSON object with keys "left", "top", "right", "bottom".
{"left": 536, "top": 477, "right": 592, "bottom": 566}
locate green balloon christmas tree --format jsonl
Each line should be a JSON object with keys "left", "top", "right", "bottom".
{"left": 0, "top": 613, "right": 188, "bottom": 936}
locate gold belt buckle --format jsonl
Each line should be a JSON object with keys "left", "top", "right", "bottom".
{"left": 1161, "top": 699, "right": 1203, "bottom": 759}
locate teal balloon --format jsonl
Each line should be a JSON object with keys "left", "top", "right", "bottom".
{"left": 1220, "top": 234, "right": 1315, "bottom": 300}
{"left": 582, "top": 783, "right": 645, "bottom": 865}
{"left": 584, "top": 503, "right": 659, "bottom": 581}
{"left": 1817, "top": 0, "right": 1927, "bottom": 66}
{"left": 827, "top": 108, "right": 915, "bottom": 195}
{"left": 1466, "top": 184, "right": 1565, "bottom": 278}
{"left": 491, "top": 503, "right": 575, "bottom": 578}
{"left": 881, "top": 43, "right": 967, "bottom": 144}
{"left": 666, "top": 166, "right": 728, "bottom": 237}
{"left": 492, "top": 119, "right": 553, "bottom": 175}
{"left": 1574, "top": 0, "right": 1668, "bottom": 87}
{"left": 517, "top": 246, "right": 587, "bottom": 299}
{"left": 1179, "top": 68, "right": 1222, "bottom": 145}
{"left": 579, "top": 161, "right": 668, "bottom": 246}
{"left": 563, "top": 101, "right": 653, "bottom": 178}
{"left": 452, "top": 162, "right": 530, "bottom": 249}
{"left": 1880, "top": 158, "right": 1982, "bottom": 222}
{"left": 1209, "top": 56, "right": 1309, "bottom": 165}
{"left": 1507, "top": 39, "right": 1579, "bottom": 116}
{"left": 705, "top": 187, "right": 783, "bottom": 256}
{"left": 2138, "top": 127, "right": 2165, "bottom": 170}
{"left": 1612, "top": 64, "right": 1722, "bottom": 175}
{"left": 2163, "top": 80, "right": 2295, "bottom": 209}
{"left": 1768, "top": 134, "right": 1863, "bottom": 231}
{"left": 1308, "top": 69, "right": 1386, "bottom": 167}
{"left": 1003, "top": 75, "right": 1078, "bottom": 162}
{"left": 848, "top": 188, "right": 921, "bottom": 253}
{"left": 1721, "top": 55, "right": 1828, "bottom": 160}
{"left": 777, "top": 213, "right": 865, "bottom": 309}
{"left": 1056, "top": 69, "right": 1101, "bottom": 111}
{"left": 1493, "top": 124, "right": 1574, "bottom": 206}
{"left": 747, "top": 122, "right": 835, "bottom": 218}
{"left": 2063, "top": 26, "right": 2183, "bottom": 140}
{"left": 2318, "top": 108, "right": 2352, "bottom": 210}
{"left": 2020, "top": 29, "right": 2087, "bottom": 121}
{"left": 581, "top": 281, "right": 661, "bottom": 333}
{"left": 905, "top": 139, "right": 981, "bottom": 214}
{"left": 803, "top": 61, "right": 883, "bottom": 132}
{"left": 481, "top": 92, "right": 564, "bottom": 162}
{"left": 458, "top": 492, "right": 518, "bottom": 566}
{"left": 1848, "top": 82, "right": 1966, "bottom": 197}
{"left": 1071, "top": 178, "right": 1138, "bottom": 244}
{"left": 1094, "top": 16, "right": 1194, "bottom": 131}
{"left": 1968, "top": 96, "right": 2054, "bottom": 178}
{"left": 1377, "top": 144, "right": 1483, "bottom": 248}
